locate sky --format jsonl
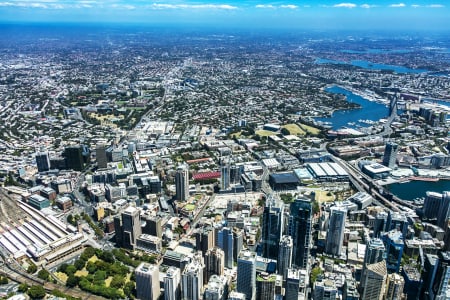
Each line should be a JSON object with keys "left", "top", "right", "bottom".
{"left": 0, "top": 0, "right": 449, "bottom": 31}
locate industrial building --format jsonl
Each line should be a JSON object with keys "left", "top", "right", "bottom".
{"left": 306, "top": 162, "right": 349, "bottom": 182}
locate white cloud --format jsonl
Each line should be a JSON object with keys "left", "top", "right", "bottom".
{"left": 149, "top": 3, "right": 237, "bottom": 10}
{"left": 360, "top": 4, "right": 377, "bottom": 8}
{"left": 427, "top": 4, "right": 444, "bottom": 8}
{"left": 333, "top": 3, "right": 357, "bottom": 8}
{"left": 255, "top": 4, "right": 275, "bottom": 9}
{"left": 280, "top": 4, "right": 298, "bottom": 9}
{"left": 389, "top": 3, "right": 406, "bottom": 7}
{"left": 411, "top": 4, "right": 420, "bottom": 8}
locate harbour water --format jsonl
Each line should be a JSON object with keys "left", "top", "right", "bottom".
{"left": 387, "top": 180, "right": 450, "bottom": 201}
{"left": 315, "top": 58, "right": 428, "bottom": 74}
{"left": 315, "top": 86, "right": 388, "bottom": 130}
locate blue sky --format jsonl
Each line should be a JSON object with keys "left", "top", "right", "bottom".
{"left": 0, "top": 0, "right": 449, "bottom": 30}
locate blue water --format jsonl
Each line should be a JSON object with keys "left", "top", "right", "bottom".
{"left": 388, "top": 180, "right": 450, "bottom": 201}
{"left": 315, "top": 86, "right": 388, "bottom": 130}
{"left": 315, "top": 58, "right": 428, "bottom": 74}
{"left": 341, "top": 49, "right": 412, "bottom": 54}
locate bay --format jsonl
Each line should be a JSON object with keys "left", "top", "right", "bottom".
{"left": 387, "top": 180, "right": 450, "bottom": 201}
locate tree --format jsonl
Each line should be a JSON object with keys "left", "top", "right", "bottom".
{"left": 123, "top": 281, "right": 136, "bottom": 299}
{"left": 109, "top": 274, "right": 125, "bottom": 289}
{"left": 65, "top": 265, "right": 77, "bottom": 276}
{"left": 37, "top": 269, "right": 50, "bottom": 281}
{"left": 27, "top": 263, "right": 38, "bottom": 274}
{"left": 18, "top": 283, "right": 29, "bottom": 293}
{"left": 27, "top": 285, "right": 46, "bottom": 299}
{"left": 0, "top": 276, "right": 8, "bottom": 284}
{"left": 66, "top": 274, "right": 79, "bottom": 288}
{"left": 74, "top": 259, "right": 86, "bottom": 270}
{"left": 281, "top": 127, "right": 291, "bottom": 136}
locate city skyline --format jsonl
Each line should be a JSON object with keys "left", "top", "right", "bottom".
{"left": 0, "top": 0, "right": 449, "bottom": 31}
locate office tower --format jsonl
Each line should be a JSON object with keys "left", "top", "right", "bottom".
{"left": 325, "top": 206, "right": 347, "bottom": 257}
{"left": 121, "top": 206, "right": 142, "bottom": 249}
{"left": 237, "top": 251, "right": 256, "bottom": 300}
{"left": 217, "top": 227, "right": 233, "bottom": 269}
{"left": 289, "top": 198, "right": 312, "bottom": 268}
{"left": 430, "top": 251, "right": 450, "bottom": 300}
{"left": 164, "top": 267, "right": 181, "bottom": 300}
{"left": 175, "top": 164, "right": 189, "bottom": 201}
{"left": 96, "top": 143, "right": 108, "bottom": 169}
{"left": 230, "top": 165, "right": 241, "bottom": 184}
{"left": 285, "top": 268, "right": 307, "bottom": 300}
{"left": 196, "top": 226, "right": 215, "bottom": 255}
{"left": 385, "top": 273, "right": 404, "bottom": 300}
{"left": 381, "top": 230, "right": 404, "bottom": 273}
{"left": 233, "top": 228, "right": 243, "bottom": 262}
{"left": 205, "top": 247, "right": 225, "bottom": 283}
{"left": 361, "top": 238, "right": 385, "bottom": 289}
{"left": 313, "top": 279, "right": 338, "bottom": 300}
{"left": 35, "top": 149, "right": 50, "bottom": 172}
{"left": 437, "top": 191, "right": 450, "bottom": 229}
{"left": 135, "top": 263, "right": 160, "bottom": 300}
{"left": 64, "top": 145, "right": 84, "bottom": 171}
{"left": 256, "top": 272, "right": 276, "bottom": 300}
{"left": 401, "top": 265, "right": 420, "bottom": 300}
{"left": 220, "top": 164, "right": 230, "bottom": 191}
{"left": 343, "top": 278, "right": 360, "bottom": 300}
{"left": 113, "top": 215, "right": 123, "bottom": 247}
{"left": 373, "top": 211, "right": 388, "bottom": 238}
{"left": 142, "top": 215, "right": 163, "bottom": 238}
{"left": 278, "top": 235, "right": 293, "bottom": 279}
{"left": 182, "top": 254, "right": 204, "bottom": 300}
{"left": 261, "top": 204, "right": 283, "bottom": 260}
{"left": 382, "top": 142, "right": 398, "bottom": 168}
{"left": 386, "top": 211, "right": 409, "bottom": 238}
{"left": 421, "top": 254, "right": 439, "bottom": 300}
{"left": 203, "top": 275, "right": 227, "bottom": 300}
{"left": 424, "top": 191, "right": 443, "bottom": 220}
{"left": 361, "top": 260, "right": 387, "bottom": 300}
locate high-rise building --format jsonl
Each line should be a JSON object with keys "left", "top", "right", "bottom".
{"left": 261, "top": 204, "right": 283, "bottom": 260}
{"left": 385, "top": 273, "right": 404, "bottom": 300}
{"left": 121, "top": 206, "right": 142, "bottom": 249}
{"left": 424, "top": 191, "right": 443, "bottom": 220}
{"left": 278, "top": 235, "right": 293, "bottom": 279}
{"left": 289, "top": 198, "right": 312, "bottom": 268}
{"left": 35, "top": 149, "right": 50, "bottom": 172}
{"left": 437, "top": 192, "right": 450, "bottom": 229}
{"left": 325, "top": 206, "right": 347, "bottom": 257}
{"left": 230, "top": 165, "right": 241, "bottom": 184}
{"left": 233, "top": 228, "right": 244, "bottom": 262}
{"left": 285, "top": 268, "right": 307, "bottom": 300}
{"left": 361, "top": 260, "right": 387, "bottom": 300}
{"left": 256, "top": 272, "right": 276, "bottom": 300}
{"left": 96, "top": 143, "right": 108, "bottom": 169}
{"left": 164, "top": 267, "right": 181, "bottom": 300}
{"left": 217, "top": 227, "right": 233, "bottom": 269}
{"left": 220, "top": 164, "right": 230, "bottom": 191}
{"left": 313, "top": 279, "right": 338, "bottom": 300}
{"left": 135, "top": 263, "right": 160, "bottom": 300}
{"left": 386, "top": 211, "right": 409, "bottom": 238}
{"left": 430, "top": 251, "right": 450, "bottom": 300}
{"left": 203, "top": 275, "right": 228, "bottom": 300}
{"left": 205, "top": 247, "right": 225, "bottom": 283}
{"left": 182, "top": 254, "right": 204, "bottom": 300}
{"left": 361, "top": 238, "right": 385, "bottom": 289}
{"left": 64, "top": 145, "right": 84, "bottom": 171}
{"left": 237, "top": 251, "right": 256, "bottom": 300}
{"left": 421, "top": 253, "right": 439, "bottom": 300}
{"left": 382, "top": 142, "right": 398, "bottom": 169}
{"left": 196, "top": 226, "right": 215, "bottom": 255}
{"left": 175, "top": 164, "right": 189, "bottom": 201}
{"left": 381, "top": 230, "right": 404, "bottom": 273}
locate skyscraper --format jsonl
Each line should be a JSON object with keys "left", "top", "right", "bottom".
{"left": 182, "top": 255, "right": 204, "bottom": 300}
{"left": 237, "top": 251, "right": 256, "bottom": 300}
{"left": 220, "top": 164, "right": 230, "bottom": 191}
{"left": 361, "top": 260, "right": 387, "bottom": 300}
{"left": 381, "top": 230, "right": 404, "bottom": 273}
{"left": 385, "top": 273, "right": 404, "bottom": 300}
{"left": 285, "top": 268, "right": 307, "bottom": 300}
{"left": 203, "top": 275, "right": 228, "bottom": 300}
{"left": 35, "top": 149, "right": 50, "bottom": 172}
{"left": 313, "top": 279, "right": 338, "bottom": 300}
{"left": 217, "top": 227, "right": 233, "bottom": 269}
{"left": 96, "top": 143, "right": 108, "bottom": 169}
{"left": 437, "top": 191, "right": 450, "bottom": 229}
{"left": 325, "top": 206, "right": 347, "bottom": 257}
{"left": 289, "top": 198, "right": 312, "bottom": 268}
{"left": 121, "top": 206, "right": 142, "bottom": 249}
{"left": 431, "top": 251, "right": 450, "bottom": 300}
{"left": 135, "top": 263, "right": 160, "bottom": 300}
{"left": 233, "top": 228, "right": 243, "bottom": 263}
{"left": 205, "top": 247, "right": 225, "bottom": 283}
{"left": 175, "top": 164, "right": 189, "bottom": 201}
{"left": 361, "top": 238, "right": 385, "bottom": 289}
{"left": 164, "top": 267, "right": 181, "bottom": 300}
{"left": 261, "top": 204, "right": 283, "bottom": 260}
{"left": 278, "top": 235, "right": 293, "bottom": 279}
{"left": 64, "top": 145, "right": 84, "bottom": 171}
{"left": 196, "top": 226, "right": 215, "bottom": 255}
{"left": 256, "top": 272, "right": 277, "bottom": 300}
{"left": 382, "top": 142, "right": 398, "bottom": 169}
